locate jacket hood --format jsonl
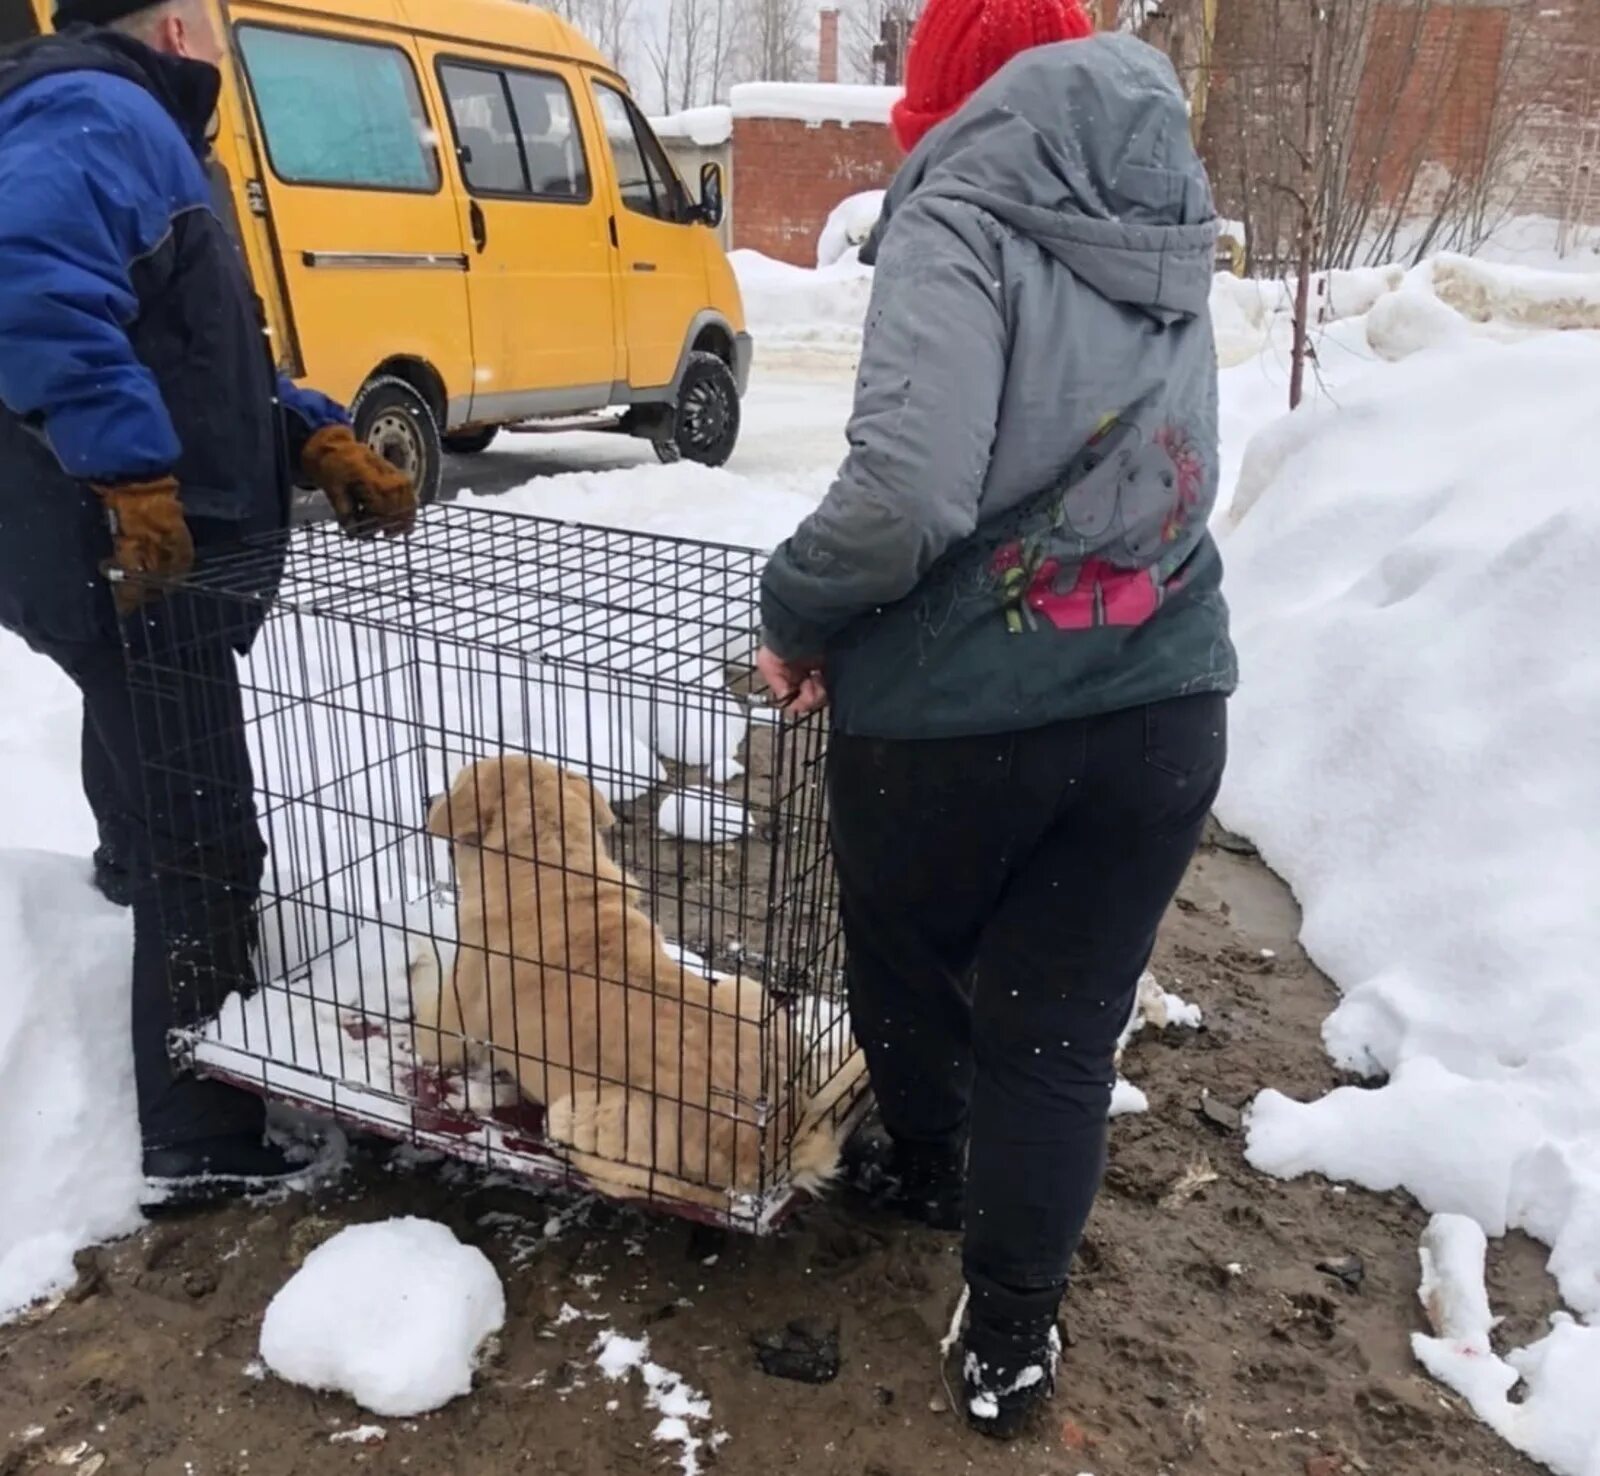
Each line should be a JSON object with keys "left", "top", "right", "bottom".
{"left": 868, "top": 33, "right": 1216, "bottom": 323}
{"left": 0, "top": 28, "right": 219, "bottom": 153}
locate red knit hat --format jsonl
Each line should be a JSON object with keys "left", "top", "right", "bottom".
{"left": 890, "top": 0, "right": 1095, "bottom": 152}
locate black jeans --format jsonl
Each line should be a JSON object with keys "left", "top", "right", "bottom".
{"left": 829, "top": 694, "right": 1226, "bottom": 1296}
{"left": 36, "top": 589, "right": 268, "bottom": 1148}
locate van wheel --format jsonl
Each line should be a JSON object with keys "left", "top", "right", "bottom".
{"left": 351, "top": 375, "right": 443, "bottom": 506}
{"left": 655, "top": 353, "right": 740, "bottom": 468}
{"left": 444, "top": 426, "right": 499, "bottom": 455}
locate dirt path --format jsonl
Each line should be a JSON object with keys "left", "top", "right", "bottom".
{"left": 0, "top": 833, "right": 1546, "bottom": 1476}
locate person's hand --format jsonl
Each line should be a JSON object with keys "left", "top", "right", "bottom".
{"left": 756, "top": 645, "right": 828, "bottom": 718}
{"left": 301, "top": 425, "right": 417, "bottom": 539}
{"left": 95, "top": 475, "right": 195, "bottom": 616}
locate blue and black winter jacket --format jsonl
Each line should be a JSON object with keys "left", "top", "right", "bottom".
{"left": 0, "top": 29, "right": 345, "bottom": 646}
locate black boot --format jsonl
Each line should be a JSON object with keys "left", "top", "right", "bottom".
{"left": 142, "top": 1131, "right": 319, "bottom": 1212}
{"left": 960, "top": 1278, "right": 1064, "bottom": 1441}
{"left": 842, "top": 1115, "right": 965, "bottom": 1230}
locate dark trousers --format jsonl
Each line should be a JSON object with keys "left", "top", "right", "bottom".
{"left": 36, "top": 589, "right": 269, "bottom": 1148}
{"left": 829, "top": 694, "right": 1226, "bottom": 1296}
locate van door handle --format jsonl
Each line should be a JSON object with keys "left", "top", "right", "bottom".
{"left": 469, "top": 201, "right": 487, "bottom": 254}
{"left": 632, "top": 261, "right": 656, "bottom": 273}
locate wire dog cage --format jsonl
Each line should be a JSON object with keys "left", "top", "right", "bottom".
{"left": 121, "top": 505, "right": 866, "bottom": 1230}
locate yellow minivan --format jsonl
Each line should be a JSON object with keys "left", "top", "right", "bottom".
{"left": 22, "top": 0, "right": 751, "bottom": 499}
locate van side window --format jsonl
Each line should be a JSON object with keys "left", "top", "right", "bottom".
{"left": 237, "top": 26, "right": 439, "bottom": 192}
{"left": 440, "top": 62, "right": 591, "bottom": 202}
{"left": 594, "top": 83, "right": 686, "bottom": 224}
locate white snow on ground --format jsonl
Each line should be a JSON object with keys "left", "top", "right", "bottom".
{"left": 594, "top": 1328, "right": 714, "bottom": 1476}
{"left": 1219, "top": 329, "right": 1600, "bottom": 1471}
{"left": 816, "top": 190, "right": 885, "bottom": 269}
{"left": 0, "top": 852, "right": 142, "bottom": 1323}
{"left": 729, "top": 81, "right": 899, "bottom": 128}
{"left": 1111, "top": 973, "right": 1204, "bottom": 1118}
{"left": 259, "top": 1217, "right": 505, "bottom": 1417}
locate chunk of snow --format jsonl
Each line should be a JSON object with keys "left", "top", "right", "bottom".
{"left": 730, "top": 82, "right": 899, "bottom": 128}
{"left": 1219, "top": 331, "right": 1600, "bottom": 1470}
{"left": 259, "top": 1218, "right": 504, "bottom": 1417}
{"left": 328, "top": 1426, "right": 386, "bottom": 1445}
{"left": 817, "top": 190, "right": 885, "bottom": 269}
{"left": 0, "top": 850, "right": 141, "bottom": 1323}
{"left": 1110, "top": 1079, "right": 1149, "bottom": 1117}
{"left": 658, "top": 788, "right": 749, "bottom": 844}
{"left": 649, "top": 105, "right": 732, "bottom": 148}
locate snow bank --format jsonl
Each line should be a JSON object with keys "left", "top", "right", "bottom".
{"left": 260, "top": 1217, "right": 504, "bottom": 1417}
{"left": 732, "top": 250, "right": 874, "bottom": 358}
{"left": 0, "top": 851, "right": 142, "bottom": 1323}
{"left": 817, "top": 190, "right": 884, "bottom": 269}
{"left": 1411, "top": 1214, "right": 1600, "bottom": 1476}
{"left": 730, "top": 82, "right": 899, "bottom": 128}
{"left": 1432, "top": 252, "right": 1600, "bottom": 332}
{"left": 649, "top": 105, "right": 732, "bottom": 148}
{"left": 1219, "top": 332, "right": 1600, "bottom": 1469}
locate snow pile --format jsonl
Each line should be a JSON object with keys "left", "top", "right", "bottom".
{"left": 0, "top": 850, "right": 142, "bottom": 1323}
{"left": 732, "top": 250, "right": 874, "bottom": 358}
{"left": 259, "top": 1217, "right": 505, "bottom": 1417}
{"left": 649, "top": 105, "right": 732, "bottom": 148}
{"left": 1432, "top": 252, "right": 1600, "bottom": 332}
{"left": 1219, "top": 332, "right": 1600, "bottom": 1471}
{"left": 816, "top": 190, "right": 884, "bottom": 269}
{"left": 594, "top": 1328, "right": 713, "bottom": 1476}
{"left": 1411, "top": 1214, "right": 1600, "bottom": 1475}
{"left": 730, "top": 82, "right": 899, "bottom": 128}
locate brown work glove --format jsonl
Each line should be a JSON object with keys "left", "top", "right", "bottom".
{"left": 94, "top": 476, "right": 195, "bottom": 617}
{"left": 301, "top": 425, "right": 417, "bottom": 539}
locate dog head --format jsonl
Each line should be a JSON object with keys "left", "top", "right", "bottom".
{"left": 427, "top": 755, "right": 617, "bottom": 867}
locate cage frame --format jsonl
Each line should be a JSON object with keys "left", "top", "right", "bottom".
{"left": 120, "top": 503, "right": 869, "bottom": 1232}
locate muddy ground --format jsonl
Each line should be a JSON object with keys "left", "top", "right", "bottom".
{"left": 0, "top": 829, "right": 1550, "bottom": 1476}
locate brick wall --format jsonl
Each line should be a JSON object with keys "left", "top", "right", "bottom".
{"left": 731, "top": 116, "right": 902, "bottom": 265}
{"left": 1198, "top": 0, "right": 1600, "bottom": 259}
{"left": 1350, "top": 4, "right": 1510, "bottom": 203}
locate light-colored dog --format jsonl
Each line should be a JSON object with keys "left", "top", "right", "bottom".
{"left": 411, "top": 754, "right": 840, "bottom": 1198}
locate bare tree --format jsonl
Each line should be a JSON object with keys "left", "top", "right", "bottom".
{"left": 1197, "top": 0, "right": 1536, "bottom": 406}
{"left": 740, "top": 0, "right": 810, "bottom": 84}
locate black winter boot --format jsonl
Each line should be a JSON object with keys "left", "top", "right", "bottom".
{"left": 142, "top": 1131, "right": 321, "bottom": 1212}
{"left": 960, "top": 1278, "right": 1064, "bottom": 1440}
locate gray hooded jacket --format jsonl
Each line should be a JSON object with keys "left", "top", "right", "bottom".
{"left": 760, "top": 33, "right": 1238, "bottom": 739}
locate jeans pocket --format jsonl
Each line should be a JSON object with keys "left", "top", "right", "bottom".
{"left": 1143, "top": 693, "right": 1228, "bottom": 782}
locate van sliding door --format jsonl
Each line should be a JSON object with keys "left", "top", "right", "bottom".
{"left": 230, "top": 15, "right": 472, "bottom": 414}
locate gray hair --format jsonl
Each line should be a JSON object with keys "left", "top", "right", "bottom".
{"left": 105, "top": 0, "right": 209, "bottom": 45}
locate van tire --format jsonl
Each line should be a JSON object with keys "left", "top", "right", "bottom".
{"left": 351, "top": 375, "right": 443, "bottom": 506}
{"left": 443, "top": 426, "right": 499, "bottom": 456}
{"left": 655, "top": 352, "right": 740, "bottom": 468}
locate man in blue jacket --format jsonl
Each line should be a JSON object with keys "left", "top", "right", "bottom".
{"left": 0, "top": 0, "right": 417, "bottom": 1202}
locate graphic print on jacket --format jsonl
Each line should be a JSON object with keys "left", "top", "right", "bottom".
{"left": 984, "top": 414, "right": 1209, "bottom": 635}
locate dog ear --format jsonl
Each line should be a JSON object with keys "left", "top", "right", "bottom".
{"left": 427, "top": 765, "right": 497, "bottom": 847}
{"left": 564, "top": 770, "right": 616, "bottom": 833}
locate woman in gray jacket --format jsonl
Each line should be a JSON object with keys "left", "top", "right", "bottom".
{"left": 758, "top": 3, "right": 1236, "bottom": 1440}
